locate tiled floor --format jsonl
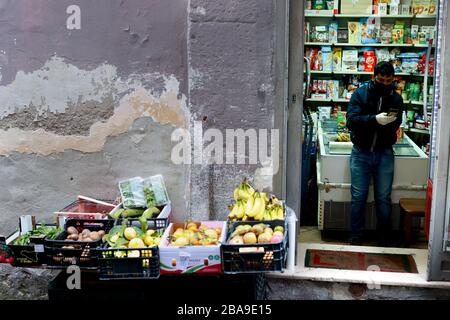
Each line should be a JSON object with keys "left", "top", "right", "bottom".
{"left": 267, "top": 226, "right": 450, "bottom": 288}
{"left": 298, "top": 225, "right": 429, "bottom": 249}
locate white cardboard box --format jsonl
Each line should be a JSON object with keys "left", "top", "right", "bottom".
{"left": 159, "top": 221, "right": 227, "bottom": 274}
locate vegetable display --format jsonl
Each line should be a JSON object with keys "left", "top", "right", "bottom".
{"left": 13, "top": 226, "right": 62, "bottom": 245}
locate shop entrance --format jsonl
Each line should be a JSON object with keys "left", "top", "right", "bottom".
{"left": 283, "top": 0, "right": 450, "bottom": 282}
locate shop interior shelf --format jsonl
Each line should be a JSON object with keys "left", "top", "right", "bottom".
{"left": 305, "top": 13, "right": 436, "bottom": 19}
{"left": 406, "top": 128, "right": 430, "bottom": 135}
{"left": 305, "top": 42, "right": 432, "bottom": 48}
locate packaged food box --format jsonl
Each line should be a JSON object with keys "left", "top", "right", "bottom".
{"left": 348, "top": 21, "right": 361, "bottom": 44}
{"left": 332, "top": 47, "right": 342, "bottom": 71}
{"left": 340, "top": 0, "right": 372, "bottom": 14}
{"left": 159, "top": 221, "right": 227, "bottom": 274}
{"left": 322, "top": 46, "right": 333, "bottom": 72}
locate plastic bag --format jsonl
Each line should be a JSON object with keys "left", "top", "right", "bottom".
{"left": 118, "top": 177, "right": 146, "bottom": 209}
{"left": 142, "top": 175, "right": 170, "bottom": 207}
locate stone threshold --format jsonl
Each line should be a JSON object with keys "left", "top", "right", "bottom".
{"left": 267, "top": 242, "right": 450, "bottom": 289}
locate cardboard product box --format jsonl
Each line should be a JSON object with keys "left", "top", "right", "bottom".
{"left": 159, "top": 221, "right": 227, "bottom": 274}
{"left": 342, "top": 50, "right": 358, "bottom": 72}
{"left": 392, "top": 22, "right": 405, "bottom": 44}
{"left": 329, "top": 22, "right": 338, "bottom": 43}
{"left": 412, "top": 0, "right": 426, "bottom": 15}
{"left": 411, "top": 24, "right": 419, "bottom": 44}
{"left": 337, "top": 28, "right": 349, "bottom": 43}
{"left": 332, "top": 47, "right": 343, "bottom": 71}
{"left": 400, "top": 4, "right": 411, "bottom": 14}
{"left": 380, "top": 23, "right": 393, "bottom": 43}
{"left": 428, "top": 0, "right": 437, "bottom": 15}
{"left": 361, "top": 17, "right": 380, "bottom": 44}
{"left": 348, "top": 21, "right": 361, "bottom": 44}
{"left": 378, "top": 3, "right": 388, "bottom": 15}
{"left": 340, "top": 0, "right": 372, "bottom": 14}
{"left": 389, "top": 4, "right": 400, "bottom": 15}
{"left": 322, "top": 46, "right": 333, "bottom": 72}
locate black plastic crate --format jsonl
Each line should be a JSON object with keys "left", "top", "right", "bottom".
{"left": 99, "top": 246, "right": 160, "bottom": 280}
{"left": 2, "top": 224, "right": 60, "bottom": 267}
{"left": 221, "top": 220, "right": 288, "bottom": 274}
{"left": 98, "top": 218, "right": 168, "bottom": 280}
{"left": 44, "top": 219, "right": 114, "bottom": 269}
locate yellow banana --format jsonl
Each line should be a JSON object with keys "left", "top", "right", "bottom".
{"left": 274, "top": 205, "right": 284, "bottom": 220}
{"left": 235, "top": 201, "right": 245, "bottom": 219}
{"left": 248, "top": 193, "right": 264, "bottom": 218}
{"left": 233, "top": 188, "right": 240, "bottom": 201}
{"left": 254, "top": 194, "right": 266, "bottom": 221}
{"left": 242, "top": 214, "right": 248, "bottom": 221}
{"left": 260, "top": 192, "right": 269, "bottom": 204}
{"left": 263, "top": 208, "right": 272, "bottom": 220}
{"left": 245, "top": 194, "right": 255, "bottom": 217}
{"left": 228, "top": 203, "right": 238, "bottom": 219}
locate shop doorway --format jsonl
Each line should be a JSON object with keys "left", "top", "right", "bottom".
{"left": 284, "top": 0, "right": 450, "bottom": 282}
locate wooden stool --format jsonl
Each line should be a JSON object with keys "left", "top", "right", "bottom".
{"left": 399, "top": 198, "right": 426, "bottom": 247}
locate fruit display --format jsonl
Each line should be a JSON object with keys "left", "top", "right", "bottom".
{"left": 168, "top": 222, "right": 222, "bottom": 247}
{"left": 104, "top": 220, "right": 163, "bottom": 254}
{"left": 335, "top": 132, "right": 351, "bottom": 142}
{"left": 228, "top": 180, "right": 285, "bottom": 221}
{"left": 228, "top": 223, "right": 285, "bottom": 245}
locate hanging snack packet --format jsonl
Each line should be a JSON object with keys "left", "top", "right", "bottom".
{"left": 142, "top": 175, "right": 170, "bottom": 207}
{"left": 118, "top": 177, "right": 146, "bottom": 209}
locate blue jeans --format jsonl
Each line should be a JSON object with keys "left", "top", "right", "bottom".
{"left": 350, "top": 146, "right": 394, "bottom": 240}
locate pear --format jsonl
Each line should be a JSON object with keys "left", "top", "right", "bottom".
{"left": 273, "top": 231, "right": 284, "bottom": 238}
{"left": 243, "top": 232, "right": 257, "bottom": 244}
{"left": 229, "top": 236, "right": 244, "bottom": 245}
{"left": 258, "top": 233, "right": 272, "bottom": 244}
{"left": 251, "top": 224, "right": 266, "bottom": 236}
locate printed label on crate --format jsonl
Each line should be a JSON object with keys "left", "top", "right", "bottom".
{"left": 33, "top": 244, "right": 44, "bottom": 253}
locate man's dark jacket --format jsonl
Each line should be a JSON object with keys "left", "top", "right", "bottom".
{"left": 346, "top": 80, "right": 404, "bottom": 151}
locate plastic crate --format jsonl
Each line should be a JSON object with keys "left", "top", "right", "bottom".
{"left": 44, "top": 219, "right": 114, "bottom": 269}
{"left": 2, "top": 224, "right": 60, "bottom": 267}
{"left": 221, "top": 220, "right": 288, "bottom": 274}
{"left": 98, "top": 218, "right": 168, "bottom": 280}
{"left": 54, "top": 197, "right": 117, "bottom": 222}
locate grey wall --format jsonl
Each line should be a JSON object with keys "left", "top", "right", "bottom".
{"left": 0, "top": 0, "right": 277, "bottom": 232}
{"left": 188, "top": 0, "right": 276, "bottom": 219}
{"left": 0, "top": 0, "right": 190, "bottom": 234}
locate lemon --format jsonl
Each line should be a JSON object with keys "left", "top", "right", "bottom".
{"left": 129, "top": 238, "right": 145, "bottom": 248}
{"left": 124, "top": 227, "right": 137, "bottom": 240}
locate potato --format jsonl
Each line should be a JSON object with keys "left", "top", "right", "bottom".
{"left": 97, "top": 230, "right": 105, "bottom": 238}
{"left": 67, "top": 226, "right": 79, "bottom": 235}
{"left": 81, "top": 229, "right": 91, "bottom": 237}
{"left": 89, "top": 231, "right": 100, "bottom": 241}
{"left": 67, "top": 234, "right": 79, "bottom": 241}
{"left": 84, "top": 237, "right": 92, "bottom": 242}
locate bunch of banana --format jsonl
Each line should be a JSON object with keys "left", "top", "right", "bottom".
{"left": 336, "top": 132, "right": 351, "bottom": 142}
{"left": 232, "top": 180, "right": 256, "bottom": 201}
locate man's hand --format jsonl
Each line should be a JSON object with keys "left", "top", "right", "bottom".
{"left": 376, "top": 113, "right": 397, "bottom": 126}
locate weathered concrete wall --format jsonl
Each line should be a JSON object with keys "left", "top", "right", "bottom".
{"left": 0, "top": 0, "right": 189, "bottom": 236}
{"left": 188, "top": 0, "right": 276, "bottom": 219}
{"left": 0, "top": 0, "right": 278, "bottom": 299}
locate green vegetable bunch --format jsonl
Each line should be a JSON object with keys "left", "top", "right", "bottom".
{"left": 143, "top": 187, "right": 156, "bottom": 207}
{"left": 13, "top": 225, "right": 62, "bottom": 245}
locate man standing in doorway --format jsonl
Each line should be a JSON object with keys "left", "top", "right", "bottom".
{"left": 346, "top": 61, "right": 404, "bottom": 246}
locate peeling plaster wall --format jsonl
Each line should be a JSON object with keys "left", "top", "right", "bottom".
{"left": 0, "top": 0, "right": 189, "bottom": 236}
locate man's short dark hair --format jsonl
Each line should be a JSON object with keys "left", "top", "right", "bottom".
{"left": 374, "top": 61, "right": 395, "bottom": 77}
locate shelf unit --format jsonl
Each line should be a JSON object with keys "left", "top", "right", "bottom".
{"left": 304, "top": 9, "right": 436, "bottom": 143}
{"left": 305, "top": 12, "right": 437, "bottom": 19}
{"left": 305, "top": 42, "right": 433, "bottom": 48}
{"left": 308, "top": 70, "right": 428, "bottom": 77}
